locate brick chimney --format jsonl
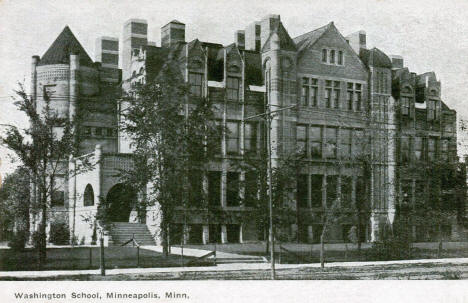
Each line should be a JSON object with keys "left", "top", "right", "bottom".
{"left": 345, "top": 30, "right": 366, "bottom": 54}
{"left": 389, "top": 55, "right": 404, "bottom": 70}
{"left": 235, "top": 30, "right": 245, "bottom": 49}
{"left": 161, "top": 20, "right": 185, "bottom": 48}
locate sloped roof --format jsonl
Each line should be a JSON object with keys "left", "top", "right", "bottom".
{"left": 262, "top": 22, "right": 297, "bottom": 52}
{"left": 38, "top": 26, "right": 94, "bottom": 67}
{"left": 359, "top": 47, "right": 392, "bottom": 68}
{"left": 293, "top": 22, "right": 332, "bottom": 53}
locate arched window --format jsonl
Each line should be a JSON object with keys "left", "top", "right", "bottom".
{"left": 83, "top": 184, "right": 94, "bottom": 206}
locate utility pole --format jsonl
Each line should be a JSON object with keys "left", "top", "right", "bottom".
{"left": 244, "top": 104, "right": 295, "bottom": 280}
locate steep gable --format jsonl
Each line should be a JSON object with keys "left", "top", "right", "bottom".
{"left": 262, "top": 22, "right": 297, "bottom": 52}
{"left": 295, "top": 22, "right": 368, "bottom": 81}
{"left": 38, "top": 26, "right": 94, "bottom": 67}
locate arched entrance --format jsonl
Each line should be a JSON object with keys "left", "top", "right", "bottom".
{"left": 106, "top": 183, "right": 137, "bottom": 222}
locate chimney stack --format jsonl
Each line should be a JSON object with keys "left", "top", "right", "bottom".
{"left": 389, "top": 55, "right": 404, "bottom": 70}
{"left": 161, "top": 20, "right": 185, "bottom": 48}
{"left": 235, "top": 30, "right": 245, "bottom": 49}
{"left": 95, "top": 36, "right": 119, "bottom": 84}
{"left": 244, "top": 21, "right": 261, "bottom": 51}
{"left": 122, "top": 19, "right": 148, "bottom": 81}
{"left": 260, "top": 14, "right": 280, "bottom": 51}
{"left": 345, "top": 30, "right": 366, "bottom": 54}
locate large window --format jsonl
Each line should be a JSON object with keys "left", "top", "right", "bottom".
{"left": 311, "top": 175, "right": 323, "bottom": 208}
{"left": 227, "top": 77, "right": 240, "bottom": 101}
{"left": 226, "top": 172, "right": 240, "bottom": 206}
{"left": 330, "top": 50, "right": 336, "bottom": 64}
{"left": 339, "top": 128, "right": 352, "bottom": 159}
{"left": 310, "top": 126, "right": 322, "bottom": 158}
{"left": 414, "top": 137, "right": 423, "bottom": 161}
{"left": 301, "top": 78, "right": 318, "bottom": 107}
{"left": 355, "top": 83, "right": 362, "bottom": 111}
{"left": 325, "top": 80, "right": 332, "bottom": 108}
{"left": 297, "top": 174, "right": 308, "bottom": 208}
{"left": 333, "top": 81, "right": 340, "bottom": 109}
{"left": 347, "top": 83, "right": 354, "bottom": 111}
{"left": 326, "top": 175, "right": 338, "bottom": 207}
{"left": 297, "top": 125, "right": 307, "bottom": 156}
{"left": 244, "top": 122, "right": 257, "bottom": 154}
{"left": 226, "top": 121, "right": 239, "bottom": 154}
{"left": 189, "top": 73, "right": 203, "bottom": 96}
{"left": 325, "top": 127, "right": 337, "bottom": 159}
{"left": 208, "top": 171, "right": 221, "bottom": 207}
{"left": 341, "top": 176, "right": 352, "bottom": 208}
{"left": 401, "top": 97, "right": 410, "bottom": 116}
{"left": 400, "top": 136, "right": 410, "bottom": 163}
{"left": 244, "top": 172, "right": 258, "bottom": 207}
{"left": 189, "top": 170, "right": 203, "bottom": 206}
{"left": 428, "top": 137, "right": 436, "bottom": 161}
{"left": 338, "top": 51, "right": 344, "bottom": 65}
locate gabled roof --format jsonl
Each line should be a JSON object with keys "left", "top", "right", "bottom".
{"left": 261, "top": 22, "right": 297, "bottom": 52}
{"left": 38, "top": 26, "right": 94, "bottom": 67}
{"left": 293, "top": 22, "right": 332, "bottom": 54}
{"left": 359, "top": 47, "right": 392, "bottom": 68}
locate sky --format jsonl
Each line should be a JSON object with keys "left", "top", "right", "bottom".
{"left": 1, "top": 0, "right": 468, "bottom": 176}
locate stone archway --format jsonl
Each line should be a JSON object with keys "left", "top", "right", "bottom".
{"left": 105, "top": 183, "right": 137, "bottom": 222}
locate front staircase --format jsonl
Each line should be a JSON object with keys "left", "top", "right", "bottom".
{"left": 109, "top": 222, "right": 156, "bottom": 246}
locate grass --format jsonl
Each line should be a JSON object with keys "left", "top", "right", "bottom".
{"left": 0, "top": 246, "right": 205, "bottom": 271}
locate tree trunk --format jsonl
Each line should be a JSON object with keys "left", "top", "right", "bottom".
{"left": 265, "top": 225, "right": 269, "bottom": 256}
{"left": 38, "top": 192, "right": 47, "bottom": 269}
{"left": 161, "top": 213, "right": 169, "bottom": 257}
{"left": 320, "top": 234, "right": 325, "bottom": 269}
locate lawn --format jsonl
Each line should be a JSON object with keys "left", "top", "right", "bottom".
{"left": 0, "top": 246, "right": 205, "bottom": 271}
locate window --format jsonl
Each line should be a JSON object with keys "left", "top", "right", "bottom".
{"left": 83, "top": 184, "right": 94, "bottom": 206}
{"left": 227, "top": 77, "right": 240, "bottom": 101}
{"left": 51, "top": 190, "right": 64, "bottom": 207}
{"left": 340, "top": 129, "right": 352, "bottom": 159}
{"left": 338, "top": 51, "right": 344, "bottom": 65}
{"left": 353, "top": 129, "right": 365, "bottom": 158}
{"left": 427, "top": 100, "right": 436, "bottom": 120}
{"left": 244, "top": 122, "right": 257, "bottom": 154}
{"left": 226, "top": 172, "right": 240, "bottom": 206}
{"left": 322, "top": 49, "right": 327, "bottom": 62}
{"left": 297, "top": 174, "right": 308, "bottom": 208}
{"left": 330, "top": 50, "right": 336, "bottom": 64}
{"left": 440, "top": 139, "right": 448, "bottom": 161}
{"left": 95, "top": 127, "right": 103, "bottom": 136}
{"left": 106, "top": 128, "right": 114, "bottom": 137}
{"left": 226, "top": 121, "right": 239, "bottom": 154}
{"left": 325, "top": 88, "right": 332, "bottom": 108}
{"left": 341, "top": 176, "right": 352, "bottom": 208}
{"left": 414, "top": 137, "right": 423, "bottom": 161}
{"left": 355, "top": 84, "right": 362, "bottom": 111}
{"left": 326, "top": 175, "right": 338, "bottom": 207}
{"left": 346, "top": 86, "right": 353, "bottom": 110}
{"left": 333, "top": 81, "right": 340, "bottom": 108}
{"left": 189, "top": 170, "right": 203, "bottom": 206}
{"left": 297, "top": 125, "right": 307, "bottom": 156}
{"left": 401, "top": 136, "right": 410, "bottom": 163}
{"left": 427, "top": 138, "right": 436, "bottom": 161}
{"left": 325, "top": 127, "right": 337, "bottom": 159}
{"left": 208, "top": 171, "right": 221, "bottom": 207}
{"left": 301, "top": 78, "right": 309, "bottom": 106}
{"left": 84, "top": 127, "right": 92, "bottom": 136}
{"left": 401, "top": 97, "right": 410, "bottom": 116}
{"left": 311, "top": 175, "right": 323, "bottom": 208}
{"left": 309, "top": 126, "right": 322, "bottom": 158}
{"left": 189, "top": 73, "right": 202, "bottom": 96}
{"left": 245, "top": 172, "right": 258, "bottom": 207}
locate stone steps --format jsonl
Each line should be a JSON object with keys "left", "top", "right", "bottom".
{"left": 109, "top": 222, "right": 156, "bottom": 246}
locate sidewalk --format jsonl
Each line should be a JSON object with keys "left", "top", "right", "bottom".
{"left": 1, "top": 257, "right": 467, "bottom": 279}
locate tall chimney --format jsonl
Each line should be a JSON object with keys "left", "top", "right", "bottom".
{"left": 345, "top": 30, "right": 366, "bottom": 54}
{"left": 31, "top": 55, "right": 40, "bottom": 109}
{"left": 95, "top": 36, "right": 119, "bottom": 84}
{"left": 122, "top": 19, "right": 148, "bottom": 81}
{"left": 244, "top": 21, "right": 261, "bottom": 51}
{"left": 161, "top": 20, "right": 185, "bottom": 48}
{"left": 235, "top": 30, "right": 245, "bottom": 49}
